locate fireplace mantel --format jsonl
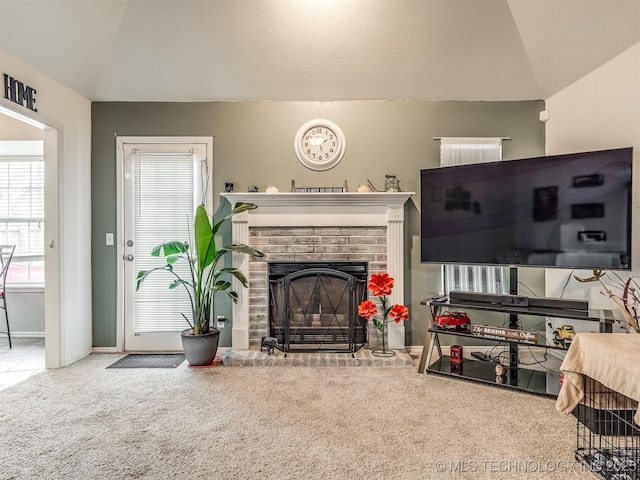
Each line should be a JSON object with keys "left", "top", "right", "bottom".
{"left": 220, "top": 191, "right": 414, "bottom": 351}
{"left": 220, "top": 192, "right": 414, "bottom": 227}
{"left": 221, "top": 191, "right": 413, "bottom": 206}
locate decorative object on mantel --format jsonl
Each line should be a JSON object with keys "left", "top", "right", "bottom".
{"left": 290, "top": 179, "right": 348, "bottom": 193}
{"left": 357, "top": 184, "right": 372, "bottom": 192}
{"left": 366, "top": 174, "right": 402, "bottom": 192}
{"left": 265, "top": 185, "right": 278, "bottom": 193}
{"left": 358, "top": 273, "right": 409, "bottom": 357}
{"left": 574, "top": 270, "right": 640, "bottom": 333}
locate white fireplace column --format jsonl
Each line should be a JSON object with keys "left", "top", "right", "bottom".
{"left": 230, "top": 209, "right": 251, "bottom": 349}
{"left": 386, "top": 205, "right": 406, "bottom": 350}
{"left": 222, "top": 192, "right": 414, "bottom": 351}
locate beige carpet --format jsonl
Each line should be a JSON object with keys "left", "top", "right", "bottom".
{"left": 0, "top": 354, "right": 589, "bottom": 479}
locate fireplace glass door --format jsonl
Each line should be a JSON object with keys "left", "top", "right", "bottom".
{"left": 269, "top": 262, "right": 368, "bottom": 353}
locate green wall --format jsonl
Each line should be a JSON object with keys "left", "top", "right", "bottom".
{"left": 91, "top": 100, "right": 545, "bottom": 348}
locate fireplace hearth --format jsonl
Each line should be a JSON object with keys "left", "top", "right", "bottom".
{"left": 269, "top": 262, "right": 368, "bottom": 353}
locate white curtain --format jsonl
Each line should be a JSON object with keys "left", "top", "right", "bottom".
{"left": 440, "top": 137, "right": 502, "bottom": 166}
{"left": 439, "top": 137, "right": 506, "bottom": 295}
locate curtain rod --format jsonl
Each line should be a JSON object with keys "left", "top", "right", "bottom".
{"left": 433, "top": 137, "right": 511, "bottom": 140}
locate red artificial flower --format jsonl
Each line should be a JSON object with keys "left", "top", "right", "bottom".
{"left": 369, "top": 273, "right": 394, "bottom": 297}
{"left": 358, "top": 300, "right": 378, "bottom": 320}
{"left": 389, "top": 304, "right": 409, "bottom": 323}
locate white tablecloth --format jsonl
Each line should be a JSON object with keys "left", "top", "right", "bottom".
{"left": 556, "top": 333, "right": 640, "bottom": 424}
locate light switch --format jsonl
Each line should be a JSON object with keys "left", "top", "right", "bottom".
{"left": 105, "top": 233, "right": 114, "bottom": 246}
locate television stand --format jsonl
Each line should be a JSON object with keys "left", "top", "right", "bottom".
{"left": 417, "top": 291, "right": 602, "bottom": 397}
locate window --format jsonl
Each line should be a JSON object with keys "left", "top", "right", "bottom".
{"left": 438, "top": 137, "right": 506, "bottom": 295}
{"left": 0, "top": 141, "right": 44, "bottom": 285}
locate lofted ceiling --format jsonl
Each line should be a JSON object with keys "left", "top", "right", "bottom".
{"left": 0, "top": 0, "right": 638, "bottom": 103}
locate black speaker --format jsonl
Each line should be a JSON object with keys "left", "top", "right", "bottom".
{"left": 449, "top": 291, "right": 502, "bottom": 304}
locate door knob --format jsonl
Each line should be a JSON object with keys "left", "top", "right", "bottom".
{"left": 123, "top": 254, "right": 134, "bottom": 262}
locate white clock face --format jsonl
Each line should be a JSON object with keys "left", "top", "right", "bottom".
{"left": 294, "top": 119, "right": 346, "bottom": 171}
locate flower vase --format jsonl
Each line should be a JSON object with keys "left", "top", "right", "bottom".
{"left": 371, "top": 321, "right": 395, "bottom": 357}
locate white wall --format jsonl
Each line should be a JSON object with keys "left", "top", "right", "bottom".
{"left": 2, "top": 290, "right": 44, "bottom": 337}
{"left": 544, "top": 41, "right": 640, "bottom": 334}
{"left": 0, "top": 51, "right": 93, "bottom": 366}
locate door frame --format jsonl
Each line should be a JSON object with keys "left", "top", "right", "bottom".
{"left": 115, "top": 136, "right": 213, "bottom": 352}
{"left": 0, "top": 104, "right": 62, "bottom": 368}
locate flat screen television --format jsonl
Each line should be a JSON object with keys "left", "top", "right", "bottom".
{"left": 420, "top": 147, "right": 633, "bottom": 270}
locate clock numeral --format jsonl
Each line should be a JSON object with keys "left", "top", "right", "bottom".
{"left": 332, "top": 142, "right": 335, "bottom": 147}
{"left": 304, "top": 142, "right": 308, "bottom": 147}
{"left": 307, "top": 149, "right": 311, "bottom": 155}
{"left": 325, "top": 153, "right": 329, "bottom": 159}
{"left": 330, "top": 148, "right": 334, "bottom": 153}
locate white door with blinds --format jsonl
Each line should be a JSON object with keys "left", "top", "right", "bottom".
{"left": 117, "top": 137, "right": 213, "bottom": 352}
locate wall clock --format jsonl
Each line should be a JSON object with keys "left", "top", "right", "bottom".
{"left": 294, "top": 119, "right": 346, "bottom": 171}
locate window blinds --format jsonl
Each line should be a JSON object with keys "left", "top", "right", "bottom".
{"left": 0, "top": 155, "right": 45, "bottom": 284}
{"left": 439, "top": 137, "right": 506, "bottom": 295}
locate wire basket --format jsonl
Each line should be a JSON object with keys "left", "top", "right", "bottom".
{"left": 575, "top": 376, "right": 640, "bottom": 479}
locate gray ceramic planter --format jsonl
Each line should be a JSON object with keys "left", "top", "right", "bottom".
{"left": 181, "top": 328, "right": 220, "bottom": 366}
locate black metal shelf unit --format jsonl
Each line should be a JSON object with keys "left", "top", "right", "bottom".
{"left": 418, "top": 292, "right": 602, "bottom": 397}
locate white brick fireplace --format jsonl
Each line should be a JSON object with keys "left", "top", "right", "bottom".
{"left": 220, "top": 192, "right": 414, "bottom": 351}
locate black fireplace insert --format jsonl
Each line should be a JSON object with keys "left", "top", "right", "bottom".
{"left": 268, "top": 261, "right": 368, "bottom": 353}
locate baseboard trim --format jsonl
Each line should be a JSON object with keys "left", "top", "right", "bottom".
{"left": 0, "top": 332, "right": 45, "bottom": 338}
{"left": 64, "top": 347, "right": 92, "bottom": 367}
{"left": 92, "top": 347, "right": 119, "bottom": 354}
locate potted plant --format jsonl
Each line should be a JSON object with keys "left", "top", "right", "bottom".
{"left": 136, "top": 202, "right": 264, "bottom": 365}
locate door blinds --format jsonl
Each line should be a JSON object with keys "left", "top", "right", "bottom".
{"left": 133, "top": 153, "right": 196, "bottom": 333}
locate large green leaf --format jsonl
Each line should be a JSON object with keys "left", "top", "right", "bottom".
{"left": 225, "top": 243, "right": 265, "bottom": 257}
{"left": 135, "top": 265, "right": 172, "bottom": 290}
{"left": 217, "top": 267, "right": 248, "bottom": 287}
{"left": 151, "top": 241, "right": 188, "bottom": 257}
{"left": 212, "top": 202, "right": 258, "bottom": 235}
{"left": 213, "top": 280, "right": 232, "bottom": 291}
{"left": 194, "top": 204, "right": 215, "bottom": 272}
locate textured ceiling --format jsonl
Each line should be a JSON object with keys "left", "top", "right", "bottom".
{"left": 1, "top": 0, "right": 638, "bottom": 102}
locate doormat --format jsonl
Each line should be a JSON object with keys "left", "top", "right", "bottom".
{"left": 107, "top": 354, "right": 186, "bottom": 369}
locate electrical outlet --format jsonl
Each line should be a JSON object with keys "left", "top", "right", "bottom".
{"left": 216, "top": 316, "right": 226, "bottom": 328}
{"left": 105, "top": 233, "right": 114, "bottom": 246}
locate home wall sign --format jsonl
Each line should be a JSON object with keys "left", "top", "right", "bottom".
{"left": 3, "top": 73, "right": 37, "bottom": 112}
